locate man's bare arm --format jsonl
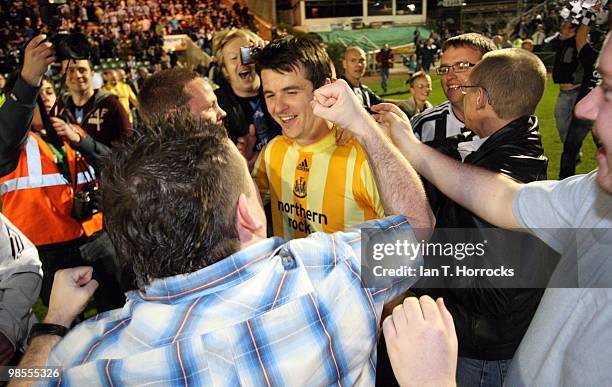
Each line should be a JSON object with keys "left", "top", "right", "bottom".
{"left": 358, "top": 119, "right": 434, "bottom": 230}
{"left": 312, "top": 80, "right": 435, "bottom": 230}
{"left": 8, "top": 335, "right": 62, "bottom": 387}
{"left": 8, "top": 267, "right": 98, "bottom": 387}
{"left": 372, "top": 103, "right": 522, "bottom": 230}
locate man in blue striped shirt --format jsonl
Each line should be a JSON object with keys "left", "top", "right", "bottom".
{"left": 18, "top": 78, "right": 434, "bottom": 386}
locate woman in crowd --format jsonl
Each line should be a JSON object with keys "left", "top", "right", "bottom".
{"left": 396, "top": 71, "right": 433, "bottom": 119}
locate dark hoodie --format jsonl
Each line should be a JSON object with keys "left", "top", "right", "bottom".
{"left": 58, "top": 89, "right": 131, "bottom": 147}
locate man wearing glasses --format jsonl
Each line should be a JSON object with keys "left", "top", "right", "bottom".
{"left": 410, "top": 33, "right": 496, "bottom": 150}
{"left": 376, "top": 47, "right": 552, "bottom": 387}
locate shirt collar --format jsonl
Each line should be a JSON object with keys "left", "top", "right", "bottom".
{"left": 457, "top": 135, "right": 489, "bottom": 161}
{"left": 131, "top": 237, "right": 285, "bottom": 303}
{"left": 290, "top": 126, "right": 338, "bottom": 153}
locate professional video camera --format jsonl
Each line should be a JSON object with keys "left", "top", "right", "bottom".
{"left": 39, "top": 0, "right": 90, "bottom": 61}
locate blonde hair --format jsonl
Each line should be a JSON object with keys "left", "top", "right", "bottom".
{"left": 470, "top": 48, "right": 546, "bottom": 119}
{"left": 212, "top": 28, "right": 263, "bottom": 78}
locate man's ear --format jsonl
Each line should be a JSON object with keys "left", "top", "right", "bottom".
{"left": 235, "top": 193, "right": 261, "bottom": 243}
{"left": 476, "top": 88, "right": 488, "bottom": 109}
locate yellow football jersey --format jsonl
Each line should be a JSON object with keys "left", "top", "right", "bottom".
{"left": 253, "top": 129, "right": 384, "bottom": 240}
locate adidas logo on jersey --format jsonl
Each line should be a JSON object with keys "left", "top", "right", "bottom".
{"left": 297, "top": 158, "right": 309, "bottom": 172}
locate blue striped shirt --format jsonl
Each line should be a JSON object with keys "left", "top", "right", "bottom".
{"left": 41, "top": 216, "right": 420, "bottom": 386}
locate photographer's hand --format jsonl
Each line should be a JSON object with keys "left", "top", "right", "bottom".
{"left": 51, "top": 117, "right": 81, "bottom": 144}
{"left": 20, "top": 35, "right": 56, "bottom": 87}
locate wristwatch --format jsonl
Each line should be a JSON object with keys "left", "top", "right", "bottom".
{"left": 27, "top": 323, "right": 69, "bottom": 344}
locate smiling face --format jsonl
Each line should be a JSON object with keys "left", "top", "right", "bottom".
{"left": 439, "top": 45, "right": 483, "bottom": 117}
{"left": 410, "top": 74, "right": 432, "bottom": 104}
{"left": 575, "top": 34, "right": 612, "bottom": 193}
{"left": 221, "top": 36, "right": 260, "bottom": 98}
{"left": 63, "top": 59, "right": 93, "bottom": 94}
{"left": 261, "top": 65, "right": 330, "bottom": 146}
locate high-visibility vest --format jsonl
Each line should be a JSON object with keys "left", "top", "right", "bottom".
{"left": 0, "top": 133, "right": 103, "bottom": 246}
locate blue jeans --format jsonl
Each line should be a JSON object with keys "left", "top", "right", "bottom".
{"left": 554, "top": 88, "right": 581, "bottom": 143}
{"left": 456, "top": 356, "right": 511, "bottom": 387}
{"left": 380, "top": 67, "right": 390, "bottom": 93}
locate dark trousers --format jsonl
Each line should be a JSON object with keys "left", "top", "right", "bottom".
{"left": 559, "top": 116, "right": 594, "bottom": 179}
{"left": 37, "top": 237, "right": 125, "bottom": 313}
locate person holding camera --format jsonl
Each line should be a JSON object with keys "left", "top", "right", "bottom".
{"left": 0, "top": 35, "right": 124, "bottom": 313}
{"left": 212, "top": 28, "right": 281, "bottom": 170}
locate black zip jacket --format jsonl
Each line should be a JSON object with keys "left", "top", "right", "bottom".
{"left": 214, "top": 78, "right": 281, "bottom": 149}
{"left": 415, "top": 116, "right": 559, "bottom": 360}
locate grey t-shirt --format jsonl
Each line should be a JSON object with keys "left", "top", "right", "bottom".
{"left": 507, "top": 170, "right": 612, "bottom": 386}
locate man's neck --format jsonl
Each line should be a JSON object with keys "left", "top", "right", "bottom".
{"left": 233, "top": 88, "right": 259, "bottom": 98}
{"left": 71, "top": 88, "right": 95, "bottom": 107}
{"left": 294, "top": 120, "right": 333, "bottom": 147}
{"left": 343, "top": 75, "right": 361, "bottom": 88}
{"left": 232, "top": 80, "right": 260, "bottom": 98}
{"left": 450, "top": 103, "right": 465, "bottom": 122}
{"left": 474, "top": 115, "right": 515, "bottom": 138}
{"left": 239, "top": 233, "right": 266, "bottom": 251}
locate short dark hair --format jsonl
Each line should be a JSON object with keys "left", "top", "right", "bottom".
{"left": 138, "top": 68, "right": 199, "bottom": 122}
{"left": 101, "top": 114, "right": 250, "bottom": 287}
{"left": 470, "top": 48, "right": 546, "bottom": 119}
{"left": 442, "top": 33, "right": 497, "bottom": 56}
{"left": 256, "top": 35, "right": 334, "bottom": 89}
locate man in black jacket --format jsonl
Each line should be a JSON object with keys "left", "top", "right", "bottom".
{"left": 375, "top": 48, "right": 556, "bottom": 387}
{"left": 420, "top": 48, "right": 555, "bottom": 387}
{"left": 340, "top": 46, "right": 382, "bottom": 111}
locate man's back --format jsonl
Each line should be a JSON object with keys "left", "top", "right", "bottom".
{"left": 253, "top": 129, "right": 384, "bottom": 239}
{"left": 43, "top": 217, "right": 417, "bottom": 386}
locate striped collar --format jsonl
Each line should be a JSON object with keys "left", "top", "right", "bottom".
{"left": 290, "top": 125, "right": 342, "bottom": 153}
{"left": 132, "top": 237, "right": 285, "bottom": 303}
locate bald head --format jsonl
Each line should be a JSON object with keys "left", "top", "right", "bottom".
{"left": 342, "top": 46, "right": 367, "bottom": 86}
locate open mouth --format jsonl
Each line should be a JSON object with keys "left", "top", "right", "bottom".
{"left": 448, "top": 85, "right": 461, "bottom": 90}
{"left": 239, "top": 70, "right": 252, "bottom": 79}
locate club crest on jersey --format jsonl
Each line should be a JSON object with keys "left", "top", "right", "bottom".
{"left": 293, "top": 177, "right": 307, "bottom": 198}
{"left": 297, "top": 158, "right": 309, "bottom": 172}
